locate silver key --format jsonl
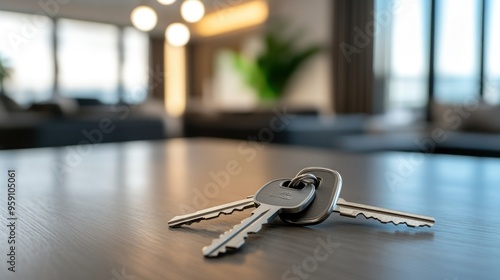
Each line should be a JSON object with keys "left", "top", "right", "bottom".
{"left": 281, "top": 167, "right": 435, "bottom": 227}
{"left": 169, "top": 168, "right": 435, "bottom": 228}
{"left": 202, "top": 178, "right": 316, "bottom": 257}
{"left": 168, "top": 196, "right": 255, "bottom": 227}
{"left": 333, "top": 198, "right": 435, "bottom": 227}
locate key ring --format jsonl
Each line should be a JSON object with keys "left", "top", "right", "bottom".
{"left": 289, "top": 173, "right": 318, "bottom": 189}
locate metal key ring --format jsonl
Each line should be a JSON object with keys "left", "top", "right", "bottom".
{"left": 289, "top": 173, "right": 318, "bottom": 189}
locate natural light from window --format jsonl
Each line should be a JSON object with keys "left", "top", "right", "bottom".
{"left": 57, "top": 19, "right": 120, "bottom": 103}
{"left": 485, "top": 0, "right": 500, "bottom": 104}
{"left": 123, "top": 27, "right": 149, "bottom": 104}
{"left": 0, "top": 11, "right": 54, "bottom": 105}
{"left": 387, "top": 0, "right": 428, "bottom": 110}
{"left": 435, "top": 0, "right": 481, "bottom": 102}
{"left": 376, "top": 0, "right": 490, "bottom": 111}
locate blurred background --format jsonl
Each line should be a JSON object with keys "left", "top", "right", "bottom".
{"left": 0, "top": 0, "right": 499, "bottom": 157}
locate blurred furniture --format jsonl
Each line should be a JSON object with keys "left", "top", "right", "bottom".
{"left": 1, "top": 138, "right": 499, "bottom": 279}
{"left": 0, "top": 100, "right": 168, "bottom": 149}
{"left": 183, "top": 109, "right": 318, "bottom": 143}
{"left": 184, "top": 111, "right": 500, "bottom": 157}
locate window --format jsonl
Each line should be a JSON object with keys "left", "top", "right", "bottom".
{"left": 0, "top": 11, "right": 54, "bottom": 105}
{"left": 485, "top": 0, "right": 500, "bottom": 104}
{"left": 122, "top": 27, "right": 149, "bottom": 104}
{"left": 0, "top": 10, "right": 150, "bottom": 106}
{"left": 374, "top": 0, "right": 430, "bottom": 112}
{"left": 57, "top": 19, "right": 120, "bottom": 103}
{"left": 375, "top": 0, "right": 497, "bottom": 113}
{"left": 435, "top": 0, "right": 482, "bottom": 103}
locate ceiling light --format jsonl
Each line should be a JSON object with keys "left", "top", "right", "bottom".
{"left": 166, "top": 23, "right": 190, "bottom": 47}
{"left": 195, "top": 0, "right": 268, "bottom": 37}
{"left": 130, "top": 6, "right": 158, "bottom": 32}
{"left": 157, "top": 0, "right": 176, "bottom": 5}
{"left": 181, "top": 0, "right": 205, "bottom": 23}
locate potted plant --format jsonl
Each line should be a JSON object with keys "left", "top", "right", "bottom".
{"left": 231, "top": 27, "right": 323, "bottom": 103}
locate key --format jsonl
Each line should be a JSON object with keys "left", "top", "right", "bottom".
{"left": 202, "top": 178, "right": 316, "bottom": 257}
{"left": 168, "top": 174, "right": 319, "bottom": 227}
{"left": 169, "top": 167, "right": 435, "bottom": 230}
{"left": 281, "top": 167, "right": 435, "bottom": 227}
{"left": 168, "top": 196, "right": 255, "bottom": 227}
{"left": 333, "top": 198, "right": 435, "bottom": 227}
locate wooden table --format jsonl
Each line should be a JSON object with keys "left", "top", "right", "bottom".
{"left": 1, "top": 138, "right": 499, "bottom": 280}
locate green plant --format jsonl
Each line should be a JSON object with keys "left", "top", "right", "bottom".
{"left": 232, "top": 28, "right": 322, "bottom": 102}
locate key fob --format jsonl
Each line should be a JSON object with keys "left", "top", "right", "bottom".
{"left": 279, "top": 167, "right": 342, "bottom": 225}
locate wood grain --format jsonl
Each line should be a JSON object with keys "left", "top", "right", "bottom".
{"left": 1, "top": 138, "right": 499, "bottom": 280}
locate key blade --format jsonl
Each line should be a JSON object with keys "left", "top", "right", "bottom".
{"left": 333, "top": 198, "right": 435, "bottom": 227}
{"left": 202, "top": 205, "right": 280, "bottom": 257}
{"left": 168, "top": 197, "right": 255, "bottom": 227}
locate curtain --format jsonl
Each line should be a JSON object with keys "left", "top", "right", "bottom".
{"left": 332, "top": 0, "right": 375, "bottom": 114}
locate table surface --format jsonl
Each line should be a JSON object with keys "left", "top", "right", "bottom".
{"left": 1, "top": 138, "right": 499, "bottom": 280}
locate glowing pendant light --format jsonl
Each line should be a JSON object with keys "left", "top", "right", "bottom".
{"left": 181, "top": 0, "right": 205, "bottom": 23}
{"left": 166, "top": 23, "right": 190, "bottom": 47}
{"left": 157, "top": 0, "right": 176, "bottom": 5}
{"left": 130, "top": 5, "right": 158, "bottom": 32}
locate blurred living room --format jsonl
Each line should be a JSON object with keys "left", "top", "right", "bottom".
{"left": 2, "top": 1, "right": 500, "bottom": 279}
{"left": 0, "top": 0, "right": 499, "bottom": 155}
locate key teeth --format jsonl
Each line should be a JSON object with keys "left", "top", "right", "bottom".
{"left": 204, "top": 230, "right": 255, "bottom": 257}
{"left": 203, "top": 213, "right": 265, "bottom": 257}
{"left": 344, "top": 212, "right": 435, "bottom": 227}
{"left": 219, "top": 204, "right": 253, "bottom": 215}
{"left": 169, "top": 204, "right": 253, "bottom": 227}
